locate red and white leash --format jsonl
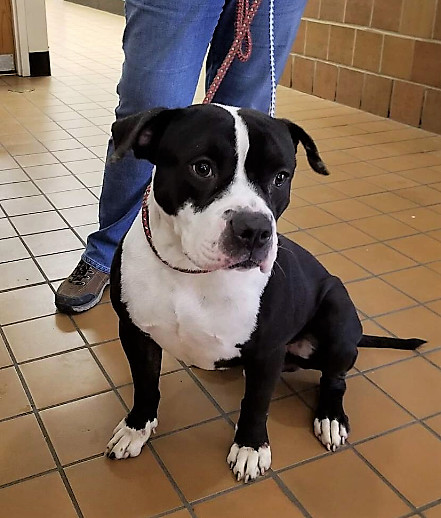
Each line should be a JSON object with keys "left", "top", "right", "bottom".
{"left": 203, "top": 0, "right": 276, "bottom": 117}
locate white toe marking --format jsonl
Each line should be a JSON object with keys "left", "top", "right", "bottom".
{"left": 313, "top": 417, "right": 347, "bottom": 452}
{"left": 105, "top": 418, "right": 158, "bottom": 459}
{"left": 227, "top": 442, "right": 271, "bottom": 483}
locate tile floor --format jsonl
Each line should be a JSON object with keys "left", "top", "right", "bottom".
{"left": 1, "top": 1, "right": 441, "bottom": 517}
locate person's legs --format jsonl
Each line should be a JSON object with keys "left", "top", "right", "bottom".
{"left": 207, "top": 0, "right": 307, "bottom": 112}
{"left": 56, "top": 0, "right": 224, "bottom": 312}
{"left": 85, "top": 0, "right": 226, "bottom": 273}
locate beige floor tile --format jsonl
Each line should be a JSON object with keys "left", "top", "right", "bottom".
{"left": 343, "top": 242, "right": 417, "bottom": 275}
{"left": 73, "top": 303, "right": 118, "bottom": 344}
{"left": 308, "top": 222, "right": 375, "bottom": 250}
{"left": 41, "top": 391, "right": 125, "bottom": 464}
{"left": 356, "top": 320, "right": 417, "bottom": 370}
{"left": 66, "top": 454, "right": 181, "bottom": 518}
{"left": 0, "top": 335, "right": 12, "bottom": 367}
{"left": 36, "top": 250, "right": 81, "bottom": 280}
{"left": 64, "top": 158, "right": 103, "bottom": 174}
{"left": 15, "top": 152, "right": 58, "bottom": 168}
{"left": 347, "top": 278, "right": 415, "bottom": 317}
{"left": 351, "top": 214, "right": 419, "bottom": 240}
{"left": 0, "top": 168, "right": 27, "bottom": 184}
{"left": 381, "top": 266, "right": 441, "bottom": 302}
{"left": 343, "top": 375, "right": 413, "bottom": 442}
{"left": 93, "top": 340, "right": 131, "bottom": 386}
{"left": 194, "top": 478, "right": 304, "bottom": 518}
{"left": 426, "top": 299, "right": 441, "bottom": 316}
{"left": 319, "top": 198, "right": 380, "bottom": 221}
{"left": 277, "top": 218, "right": 297, "bottom": 234}
{"left": 0, "top": 218, "right": 17, "bottom": 238}
{"left": 52, "top": 148, "right": 96, "bottom": 162}
{"left": 10, "top": 211, "right": 67, "bottom": 235}
{"left": 75, "top": 170, "right": 103, "bottom": 187}
{"left": 266, "top": 396, "right": 325, "bottom": 469}
{"left": 153, "top": 419, "right": 235, "bottom": 501}
{"left": 22, "top": 228, "right": 82, "bottom": 256}
{"left": 356, "top": 424, "right": 441, "bottom": 507}
{"left": 280, "top": 449, "right": 410, "bottom": 518}
{"left": 24, "top": 163, "right": 71, "bottom": 180}
{"left": 283, "top": 205, "right": 340, "bottom": 228}
{"left": 0, "top": 237, "right": 29, "bottom": 262}
{"left": 426, "top": 348, "right": 441, "bottom": 368}
{"left": 3, "top": 313, "right": 84, "bottom": 362}
{"left": 281, "top": 368, "right": 321, "bottom": 393}
{"left": 318, "top": 252, "right": 370, "bottom": 282}
{"left": 59, "top": 204, "right": 98, "bottom": 226}
{"left": 47, "top": 188, "right": 97, "bottom": 209}
{"left": 395, "top": 185, "right": 441, "bottom": 206}
{"left": 120, "top": 370, "right": 219, "bottom": 435}
{"left": 392, "top": 206, "right": 441, "bottom": 232}
{"left": 0, "top": 283, "right": 55, "bottom": 325}
{"left": 0, "top": 414, "right": 55, "bottom": 485}
{"left": 35, "top": 175, "right": 84, "bottom": 194}
{"left": 425, "top": 413, "right": 441, "bottom": 436}
{"left": 425, "top": 505, "right": 441, "bottom": 518}
{"left": 367, "top": 357, "right": 441, "bottom": 418}
{"left": 295, "top": 184, "right": 346, "bottom": 204}
{"left": 0, "top": 472, "right": 77, "bottom": 518}
{"left": 387, "top": 234, "right": 441, "bottom": 263}
{"left": 21, "top": 349, "right": 110, "bottom": 408}
{"left": 0, "top": 258, "right": 44, "bottom": 290}
{"left": 1, "top": 195, "right": 53, "bottom": 216}
{"left": 0, "top": 181, "right": 39, "bottom": 200}
{"left": 0, "top": 366, "right": 31, "bottom": 419}
{"left": 284, "top": 230, "right": 332, "bottom": 255}
{"left": 376, "top": 306, "right": 441, "bottom": 351}
{"left": 359, "top": 191, "right": 418, "bottom": 212}
{"left": 192, "top": 367, "right": 290, "bottom": 413}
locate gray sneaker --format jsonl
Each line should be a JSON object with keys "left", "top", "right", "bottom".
{"left": 55, "top": 260, "right": 110, "bottom": 313}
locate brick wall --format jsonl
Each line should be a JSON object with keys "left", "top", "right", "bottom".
{"left": 281, "top": 0, "right": 441, "bottom": 134}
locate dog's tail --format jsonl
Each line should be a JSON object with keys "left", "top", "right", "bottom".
{"left": 358, "top": 334, "right": 425, "bottom": 350}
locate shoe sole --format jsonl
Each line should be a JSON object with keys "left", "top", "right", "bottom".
{"left": 55, "top": 281, "right": 110, "bottom": 314}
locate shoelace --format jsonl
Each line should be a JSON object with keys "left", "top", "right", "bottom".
{"left": 69, "top": 262, "right": 95, "bottom": 286}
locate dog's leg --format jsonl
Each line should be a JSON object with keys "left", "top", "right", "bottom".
{"left": 227, "top": 347, "right": 285, "bottom": 483}
{"left": 106, "top": 319, "right": 162, "bottom": 459}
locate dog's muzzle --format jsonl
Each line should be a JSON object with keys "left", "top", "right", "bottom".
{"left": 221, "top": 211, "right": 274, "bottom": 270}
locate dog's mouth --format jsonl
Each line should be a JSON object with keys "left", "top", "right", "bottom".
{"left": 228, "top": 259, "right": 260, "bottom": 270}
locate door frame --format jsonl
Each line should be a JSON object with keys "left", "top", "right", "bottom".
{"left": 10, "top": 0, "right": 30, "bottom": 76}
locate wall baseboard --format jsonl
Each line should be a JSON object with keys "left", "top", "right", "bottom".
{"left": 64, "top": 0, "right": 124, "bottom": 16}
{"left": 29, "top": 51, "right": 51, "bottom": 77}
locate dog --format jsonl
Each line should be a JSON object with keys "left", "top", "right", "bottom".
{"left": 105, "top": 104, "right": 424, "bottom": 483}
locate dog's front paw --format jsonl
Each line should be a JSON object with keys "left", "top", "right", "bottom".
{"left": 227, "top": 442, "right": 271, "bottom": 483}
{"left": 105, "top": 417, "right": 158, "bottom": 459}
{"left": 314, "top": 416, "right": 348, "bottom": 451}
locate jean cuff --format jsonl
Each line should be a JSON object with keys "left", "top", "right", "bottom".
{"left": 81, "top": 254, "right": 111, "bottom": 275}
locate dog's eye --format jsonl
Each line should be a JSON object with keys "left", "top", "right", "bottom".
{"left": 274, "top": 172, "right": 289, "bottom": 187}
{"left": 192, "top": 161, "right": 213, "bottom": 178}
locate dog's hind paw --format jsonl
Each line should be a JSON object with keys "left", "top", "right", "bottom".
{"left": 105, "top": 417, "right": 157, "bottom": 459}
{"left": 227, "top": 442, "right": 271, "bottom": 483}
{"left": 314, "top": 417, "right": 348, "bottom": 452}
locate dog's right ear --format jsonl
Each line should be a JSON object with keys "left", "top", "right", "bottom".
{"left": 110, "top": 107, "right": 179, "bottom": 164}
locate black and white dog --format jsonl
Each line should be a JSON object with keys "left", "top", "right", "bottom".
{"left": 105, "top": 104, "right": 423, "bottom": 482}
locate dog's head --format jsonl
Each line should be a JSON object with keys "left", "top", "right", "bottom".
{"left": 111, "top": 104, "right": 328, "bottom": 274}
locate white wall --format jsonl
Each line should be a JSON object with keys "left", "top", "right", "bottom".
{"left": 11, "top": 0, "right": 49, "bottom": 75}
{"left": 25, "top": 0, "right": 49, "bottom": 53}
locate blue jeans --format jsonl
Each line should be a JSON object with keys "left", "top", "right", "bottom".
{"left": 83, "top": 0, "right": 307, "bottom": 273}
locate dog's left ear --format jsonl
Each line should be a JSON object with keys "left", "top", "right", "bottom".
{"left": 110, "top": 107, "right": 180, "bottom": 164}
{"left": 281, "top": 120, "right": 329, "bottom": 176}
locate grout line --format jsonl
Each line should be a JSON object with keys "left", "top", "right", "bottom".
{"left": 0, "top": 326, "right": 84, "bottom": 517}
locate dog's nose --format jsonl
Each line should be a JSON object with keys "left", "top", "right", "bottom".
{"left": 230, "top": 212, "right": 272, "bottom": 250}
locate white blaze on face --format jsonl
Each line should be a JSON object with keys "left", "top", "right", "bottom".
{"left": 174, "top": 105, "right": 278, "bottom": 273}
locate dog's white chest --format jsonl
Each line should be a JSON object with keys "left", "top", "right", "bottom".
{"left": 120, "top": 216, "right": 269, "bottom": 370}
